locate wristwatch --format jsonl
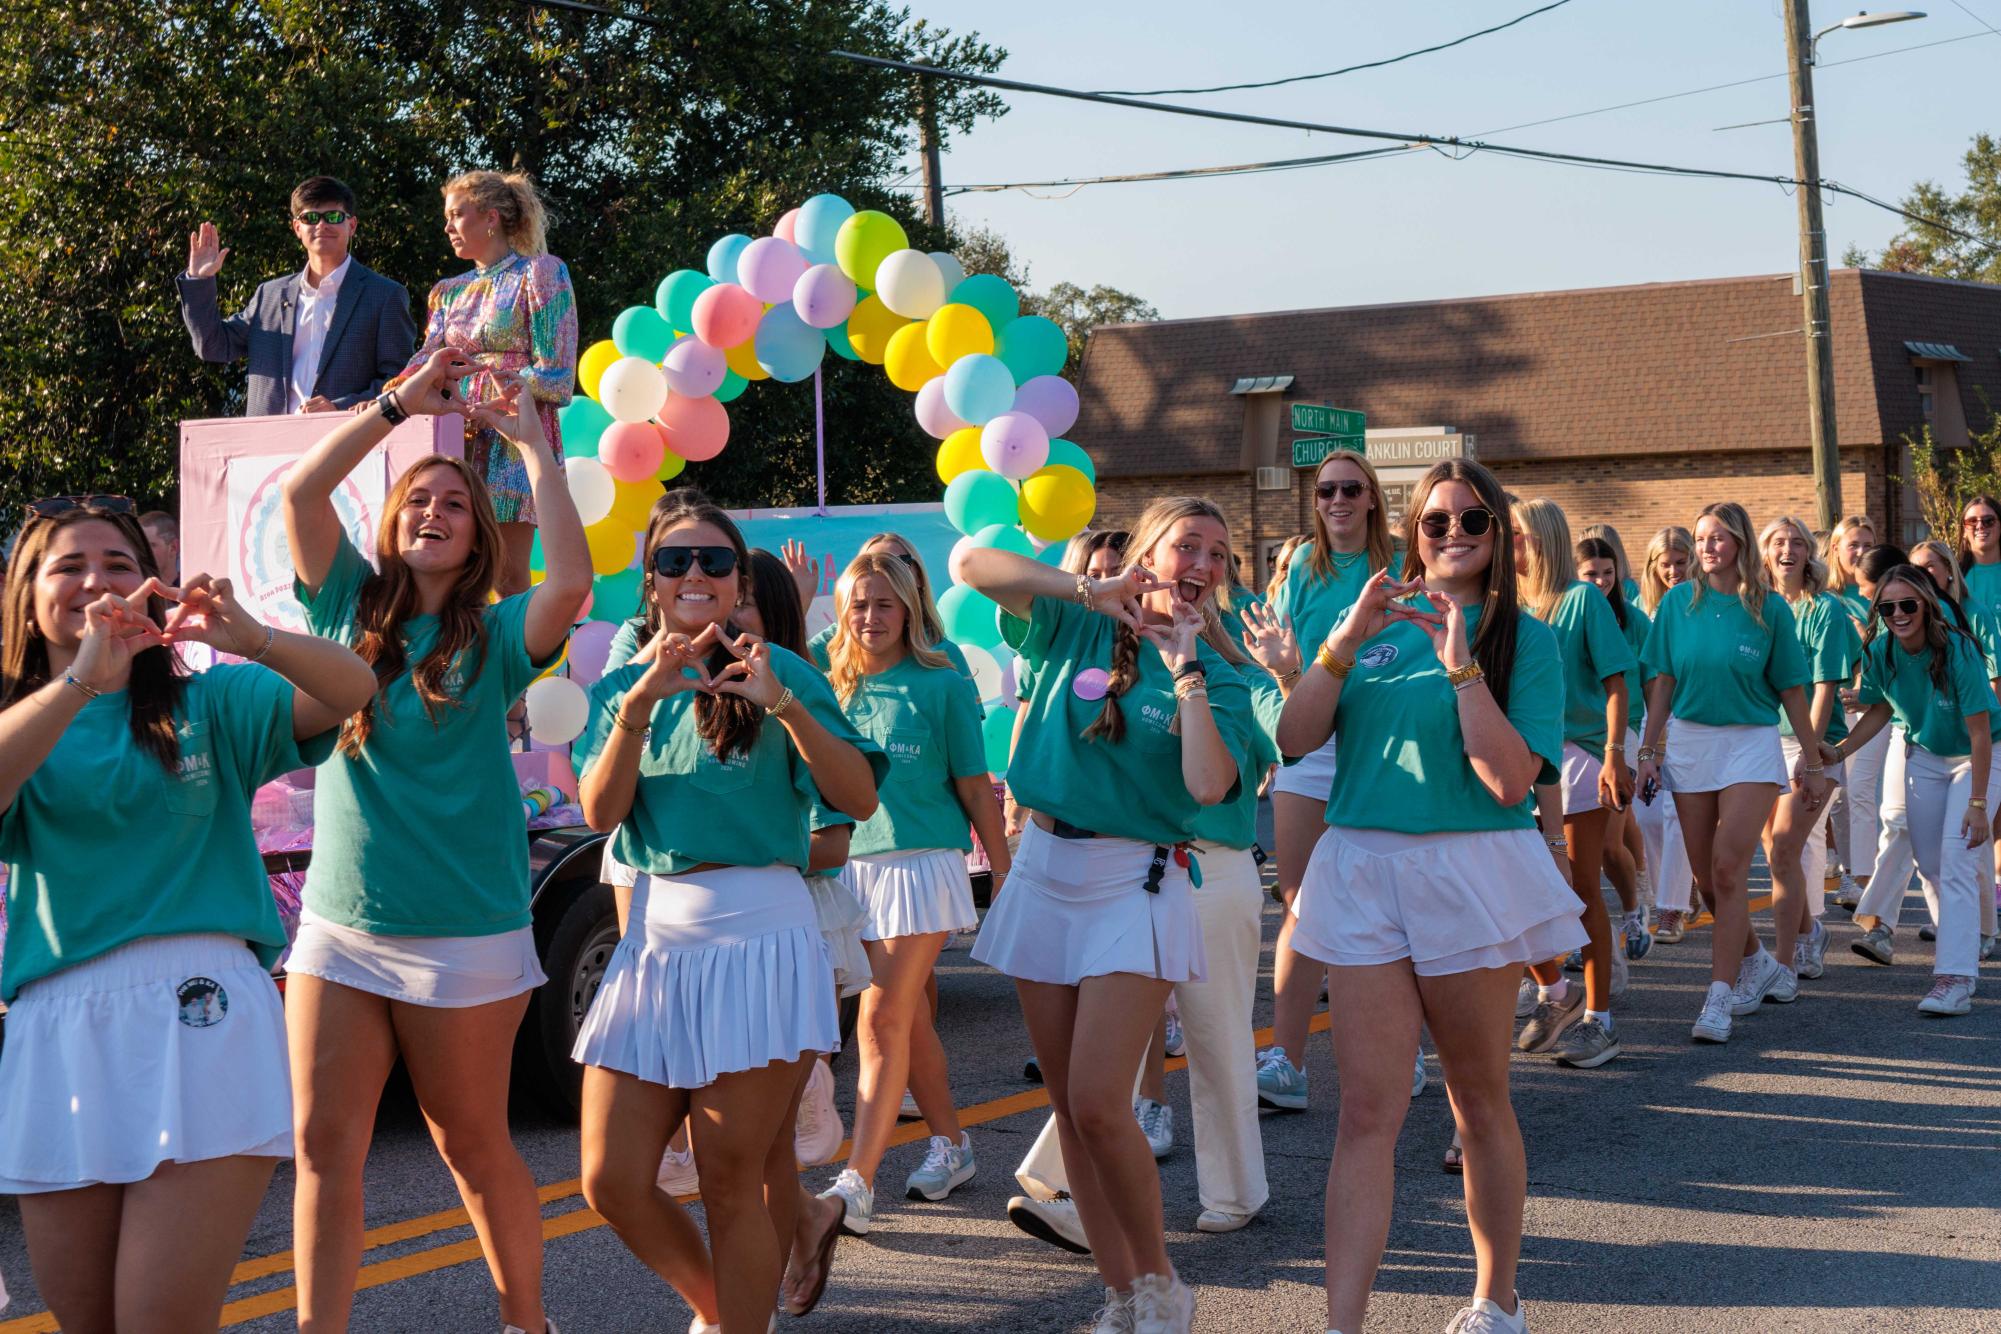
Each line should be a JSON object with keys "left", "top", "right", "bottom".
{"left": 376, "top": 389, "right": 408, "bottom": 425}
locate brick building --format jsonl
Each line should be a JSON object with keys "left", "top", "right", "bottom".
{"left": 1070, "top": 269, "right": 2001, "bottom": 583}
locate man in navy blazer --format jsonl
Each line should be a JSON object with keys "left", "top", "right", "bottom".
{"left": 178, "top": 176, "right": 416, "bottom": 416}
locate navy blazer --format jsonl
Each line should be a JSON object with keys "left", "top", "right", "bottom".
{"left": 178, "top": 262, "right": 417, "bottom": 416}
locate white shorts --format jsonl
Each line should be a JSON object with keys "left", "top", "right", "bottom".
{"left": 805, "top": 874, "right": 873, "bottom": 999}
{"left": 973, "top": 821, "right": 1206, "bottom": 985}
{"left": 286, "top": 912, "right": 546, "bottom": 1008}
{"left": 600, "top": 838, "right": 638, "bottom": 889}
{"left": 842, "top": 848, "right": 979, "bottom": 941}
{"left": 1560, "top": 742, "right": 1606, "bottom": 817}
{"left": 1664, "top": 718, "right": 1787, "bottom": 793}
{"left": 1270, "top": 733, "right": 1338, "bottom": 801}
{"left": 0, "top": 934, "right": 292, "bottom": 1193}
{"left": 573, "top": 865, "right": 839, "bottom": 1090}
{"left": 1780, "top": 734, "right": 1844, "bottom": 788}
{"left": 1289, "top": 825, "right": 1587, "bottom": 976}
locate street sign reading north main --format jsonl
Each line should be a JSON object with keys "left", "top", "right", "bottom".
{"left": 1290, "top": 403, "right": 1367, "bottom": 437}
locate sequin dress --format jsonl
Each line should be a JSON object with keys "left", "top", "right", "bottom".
{"left": 392, "top": 251, "right": 578, "bottom": 524}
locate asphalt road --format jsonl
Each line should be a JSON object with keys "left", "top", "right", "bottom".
{"left": 2, "top": 825, "right": 1998, "bottom": 1333}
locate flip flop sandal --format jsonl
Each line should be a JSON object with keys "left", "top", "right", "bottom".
{"left": 782, "top": 1200, "right": 844, "bottom": 1317}
{"left": 1442, "top": 1139, "right": 1465, "bottom": 1175}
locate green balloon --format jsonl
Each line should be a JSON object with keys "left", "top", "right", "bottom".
{"left": 613, "top": 305, "right": 675, "bottom": 362}
{"left": 950, "top": 273, "right": 1020, "bottom": 332}
{"left": 592, "top": 568, "right": 642, "bottom": 623}
{"left": 938, "top": 583, "right": 1003, "bottom": 649}
{"left": 970, "top": 522, "right": 1035, "bottom": 558}
{"left": 996, "top": 314, "right": 1067, "bottom": 383}
{"left": 715, "top": 369, "right": 749, "bottom": 403}
{"left": 529, "top": 529, "right": 545, "bottom": 573}
{"left": 655, "top": 269, "right": 714, "bottom": 333}
{"left": 1038, "top": 538, "right": 1070, "bottom": 565}
{"left": 823, "top": 319, "right": 861, "bottom": 361}
{"left": 943, "top": 470, "right": 1019, "bottom": 535}
{"left": 1046, "top": 438, "right": 1095, "bottom": 483}
{"left": 982, "top": 705, "right": 1014, "bottom": 776}
{"left": 558, "top": 396, "right": 614, "bottom": 458}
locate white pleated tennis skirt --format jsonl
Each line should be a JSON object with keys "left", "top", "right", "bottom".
{"left": 573, "top": 865, "right": 840, "bottom": 1090}
{"left": 1664, "top": 717, "right": 1787, "bottom": 793}
{"left": 972, "top": 821, "right": 1206, "bottom": 984}
{"left": 285, "top": 912, "right": 546, "bottom": 1008}
{"left": 842, "top": 848, "right": 979, "bottom": 941}
{"left": 1289, "top": 825, "right": 1586, "bottom": 976}
{"left": 1271, "top": 734, "right": 1338, "bottom": 801}
{"left": 0, "top": 933, "right": 292, "bottom": 1193}
{"left": 806, "top": 874, "right": 873, "bottom": 998}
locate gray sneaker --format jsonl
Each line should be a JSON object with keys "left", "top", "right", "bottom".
{"left": 1552, "top": 1016, "right": 1622, "bottom": 1068}
{"left": 1983, "top": 934, "right": 1997, "bottom": 962}
{"left": 904, "top": 1133, "right": 975, "bottom": 1201}
{"left": 1517, "top": 985, "right": 1585, "bottom": 1053}
{"left": 1514, "top": 976, "right": 1538, "bottom": 1019}
{"left": 1089, "top": 1286, "right": 1133, "bottom": 1334}
{"left": 1833, "top": 873, "right": 1864, "bottom": 910}
{"left": 1610, "top": 942, "right": 1630, "bottom": 998}
{"left": 1135, "top": 1098, "right": 1174, "bottom": 1159}
{"left": 1851, "top": 923, "right": 1895, "bottom": 965}
{"left": 1797, "top": 919, "right": 1829, "bottom": 979}
{"left": 1729, "top": 951, "right": 1786, "bottom": 1016}
{"left": 1254, "top": 1046, "right": 1307, "bottom": 1111}
{"left": 819, "top": 1167, "right": 874, "bottom": 1236}
{"left": 1691, "top": 989, "right": 1733, "bottom": 1043}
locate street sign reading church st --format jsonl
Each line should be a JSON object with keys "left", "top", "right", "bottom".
{"left": 1291, "top": 435, "right": 1366, "bottom": 468}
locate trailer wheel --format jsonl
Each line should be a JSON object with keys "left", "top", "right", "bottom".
{"left": 530, "top": 880, "right": 620, "bottom": 1115}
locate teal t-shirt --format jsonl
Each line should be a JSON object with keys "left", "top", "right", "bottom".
{"left": 1782, "top": 592, "right": 1862, "bottom": 745}
{"left": 1964, "top": 562, "right": 2001, "bottom": 625}
{"left": 1619, "top": 603, "right": 1651, "bottom": 730}
{"left": 1956, "top": 600, "right": 2001, "bottom": 680}
{"left": 299, "top": 534, "right": 560, "bottom": 937}
{"left": 1269, "top": 548, "right": 1384, "bottom": 656}
{"left": 1621, "top": 576, "right": 1640, "bottom": 603}
{"left": 1217, "top": 587, "right": 1263, "bottom": 650}
{"left": 606, "top": 617, "right": 646, "bottom": 673}
{"left": 578, "top": 647, "right": 889, "bottom": 875}
{"left": 1190, "top": 659, "right": 1282, "bottom": 850}
{"left": 1545, "top": 580, "right": 1635, "bottom": 753}
{"left": 1835, "top": 583, "right": 1871, "bottom": 630}
{"left": 0, "top": 666, "right": 319, "bottom": 1001}
{"left": 808, "top": 623, "right": 972, "bottom": 679}
{"left": 1001, "top": 596, "right": 1253, "bottom": 846}
{"left": 1322, "top": 604, "right": 1564, "bottom": 834}
{"left": 1640, "top": 582, "right": 1810, "bottom": 727}
{"left": 838, "top": 657, "right": 989, "bottom": 856}
{"left": 1857, "top": 630, "right": 2001, "bottom": 757}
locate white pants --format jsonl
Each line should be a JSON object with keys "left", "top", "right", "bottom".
{"left": 1875, "top": 744, "right": 1996, "bottom": 978}
{"left": 1843, "top": 718, "right": 1892, "bottom": 879}
{"left": 1856, "top": 729, "right": 1929, "bottom": 926}
{"left": 1014, "top": 843, "right": 1268, "bottom": 1218}
{"left": 1639, "top": 785, "right": 1695, "bottom": 914}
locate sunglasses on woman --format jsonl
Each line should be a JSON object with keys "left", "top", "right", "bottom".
{"left": 1879, "top": 598, "right": 1925, "bottom": 617}
{"left": 1965, "top": 513, "right": 1997, "bottom": 531}
{"left": 24, "top": 494, "right": 135, "bottom": 519}
{"left": 1416, "top": 506, "right": 1495, "bottom": 539}
{"left": 295, "top": 209, "right": 353, "bottom": 226}
{"left": 652, "top": 545, "right": 738, "bottom": 578}
{"left": 1316, "top": 480, "right": 1368, "bottom": 502}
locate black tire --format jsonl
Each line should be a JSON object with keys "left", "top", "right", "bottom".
{"left": 527, "top": 880, "right": 620, "bottom": 1116}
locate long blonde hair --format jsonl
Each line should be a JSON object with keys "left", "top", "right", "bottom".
{"left": 1640, "top": 525, "right": 1693, "bottom": 614}
{"left": 1760, "top": 514, "right": 1828, "bottom": 603}
{"left": 1691, "top": 501, "right": 1767, "bottom": 627}
{"left": 1911, "top": 538, "right": 1970, "bottom": 603}
{"left": 860, "top": 532, "right": 950, "bottom": 648}
{"left": 1303, "top": 450, "right": 1394, "bottom": 582}
{"left": 1514, "top": 497, "right": 1573, "bottom": 623}
{"left": 1824, "top": 514, "right": 1876, "bottom": 592}
{"left": 443, "top": 170, "right": 549, "bottom": 256}
{"left": 1578, "top": 522, "right": 1631, "bottom": 584}
{"left": 826, "top": 554, "right": 951, "bottom": 701}
{"left": 1265, "top": 534, "right": 1306, "bottom": 605}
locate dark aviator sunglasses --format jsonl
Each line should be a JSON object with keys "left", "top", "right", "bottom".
{"left": 1316, "top": 480, "right": 1368, "bottom": 501}
{"left": 1416, "top": 506, "right": 1495, "bottom": 539}
{"left": 652, "top": 545, "right": 738, "bottom": 579}
{"left": 24, "top": 494, "right": 135, "bottom": 519}
{"left": 1879, "top": 598, "right": 1925, "bottom": 618}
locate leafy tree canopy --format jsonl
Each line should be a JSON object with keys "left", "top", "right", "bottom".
{"left": 1842, "top": 132, "right": 2001, "bottom": 284}
{"left": 954, "top": 224, "right": 1158, "bottom": 374}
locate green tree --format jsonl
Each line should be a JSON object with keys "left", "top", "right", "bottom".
{"left": 1903, "top": 400, "right": 2001, "bottom": 541}
{"left": 1841, "top": 132, "right": 2001, "bottom": 283}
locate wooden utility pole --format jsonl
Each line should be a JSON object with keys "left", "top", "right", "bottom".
{"left": 1783, "top": 0, "right": 1843, "bottom": 531}
{"left": 916, "top": 77, "right": 945, "bottom": 228}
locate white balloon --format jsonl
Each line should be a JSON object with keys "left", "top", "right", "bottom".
{"left": 565, "top": 456, "right": 617, "bottom": 526}
{"left": 599, "top": 356, "right": 669, "bottom": 424}
{"left": 960, "top": 643, "right": 1002, "bottom": 702}
{"left": 874, "top": 249, "right": 946, "bottom": 320}
{"left": 524, "top": 675, "right": 590, "bottom": 745}
{"left": 947, "top": 533, "right": 980, "bottom": 584}
{"left": 928, "top": 250, "right": 966, "bottom": 292}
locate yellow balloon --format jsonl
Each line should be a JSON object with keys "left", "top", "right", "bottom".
{"left": 723, "top": 337, "right": 770, "bottom": 382}
{"left": 1018, "top": 464, "right": 1096, "bottom": 542}
{"left": 884, "top": 321, "right": 943, "bottom": 392}
{"left": 846, "top": 294, "right": 909, "bottom": 366}
{"left": 579, "top": 339, "right": 622, "bottom": 401}
{"left": 935, "top": 427, "right": 986, "bottom": 484}
{"left": 586, "top": 520, "right": 638, "bottom": 577}
{"left": 532, "top": 638, "right": 570, "bottom": 682}
{"left": 611, "top": 477, "right": 665, "bottom": 529}
{"left": 925, "top": 303, "right": 994, "bottom": 369}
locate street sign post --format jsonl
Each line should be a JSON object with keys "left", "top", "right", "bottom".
{"left": 1291, "top": 435, "right": 1367, "bottom": 469}
{"left": 1290, "top": 403, "right": 1366, "bottom": 437}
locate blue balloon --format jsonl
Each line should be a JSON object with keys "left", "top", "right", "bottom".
{"left": 706, "top": 233, "right": 752, "bottom": 284}
{"left": 795, "top": 194, "right": 856, "bottom": 267}
{"left": 942, "top": 354, "right": 1017, "bottom": 427}
{"left": 754, "top": 303, "right": 825, "bottom": 384}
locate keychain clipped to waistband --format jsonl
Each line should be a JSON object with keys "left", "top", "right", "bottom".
{"left": 1177, "top": 845, "right": 1203, "bottom": 888}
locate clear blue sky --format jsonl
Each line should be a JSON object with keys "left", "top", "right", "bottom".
{"left": 902, "top": 0, "right": 1999, "bottom": 319}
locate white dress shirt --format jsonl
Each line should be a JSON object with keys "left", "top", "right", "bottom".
{"left": 288, "top": 256, "right": 352, "bottom": 412}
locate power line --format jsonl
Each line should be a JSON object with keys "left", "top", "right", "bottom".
{"left": 1089, "top": 0, "right": 1577, "bottom": 98}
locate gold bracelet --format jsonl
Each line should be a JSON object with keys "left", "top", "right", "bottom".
{"left": 1174, "top": 683, "right": 1209, "bottom": 703}
{"left": 1316, "top": 644, "right": 1354, "bottom": 678}
{"left": 767, "top": 686, "right": 796, "bottom": 718}
{"left": 243, "top": 622, "right": 275, "bottom": 663}
{"left": 1447, "top": 662, "right": 1483, "bottom": 688}
{"left": 611, "top": 709, "right": 648, "bottom": 735}
{"left": 1073, "top": 574, "right": 1094, "bottom": 607}
{"left": 1970, "top": 797, "right": 1989, "bottom": 809}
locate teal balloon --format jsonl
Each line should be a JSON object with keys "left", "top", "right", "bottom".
{"left": 943, "top": 470, "right": 1019, "bottom": 535}
{"left": 1038, "top": 538, "right": 1070, "bottom": 566}
{"left": 950, "top": 274, "right": 1020, "bottom": 331}
{"left": 707, "top": 233, "right": 752, "bottom": 284}
{"left": 823, "top": 319, "right": 861, "bottom": 361}
{"left": 795, "top": 193, "right": 856, "bottom": 267}
{"left": 970, "top": 522, "right": 1035, "bottom": 558}
{"left": 529, "top": 529, "right": 545, "bottom": 572}
{"left": 938, "top": 583, "right": 1003, "bottom": 649}
{"left": 753, "top": 302, "right": 824, "bottom": 383}
{"left": 612, "top": 305, "right": 674, "bottom": 362}
{"left": 558, "top": 396, "right": 614, "bottom": 458}
{"left": 655, "top": 269, "right": 713, "bottom": 332}
{"left": 996, "top": 314, "right": 1067, "bottom": 382}
{"left": 715, "top": 369, "right": 749, "bottom": 403}
{"left": 982, "top": 705, "right": 1014, "bottom": 776}
{"left": 1046, "top": 437, "right": 1095, "bottom": 483}
{"left": 942, "top": 353, "right": 1017, "bottom": 426}
{"left": 591, "top": 568, "right": 642, "bottom": 623}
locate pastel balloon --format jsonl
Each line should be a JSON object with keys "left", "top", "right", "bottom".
{"left": 578, "top": 339, "right": 621, "bottom": 401}
{"left": 706, "top": 232, "right": 752, "bottom": 284}
{"left": 773, "top": 207, "right": 801, "bottom": 244}
{"left": 736, "top": 235, "right": 809, "bottom": 305}
{"left": 658, "top": 391, "right": 731, "bottom": 461}
{"left": 586, "top": 521, "right": 636, "bottom": 577}
{"left": 599, "top": 420, "right": 667, "bottom": 483}
{"left": 935, "top": 426, "right": 986, "bottom": 484}
{"left": 981, "top": 411, "right": 1051, "bottom": 480}
{"left": 690, "top": 283, "right": 762, "bottom": 350}
{"left": 1013, "top": 374, "right": 1079, "bottom": 437}
{"left": 944, "top": 468, "right": 1020, "bottom": 535}
{"left": 929, "top": 250, "right": 966, "bottom": 292}
{"left": 938, "top": 583, "right": 1003, "bottom": 649}
{"left": 1018, "top": 463, "right": 1097, "bottom": 542}
{"left": 925, "top": 303, "right": 994, "bottom": 368}
{"left": 822, "top": 321, "right": 861, "bottom": 362}
{"left": 714, "top": 368, "right": 750, "bottom": 401}
{"left": 567, "top": 619, "right": 620, "bottom": 687}
{"left": 874, "top": 249, "right": 946, "bottom": 319}
{"left": 592, "top": 568, "right": 642, "bottom": 623}
{"left": 834, "top": 209, "right": 909, "bottom": 289}
{"left": 970, "top": 522, "right": 1036, "bottom": 559}
{"left": 793, "top": 264, "right": 858, "bottom": 329}
{"left": 598, "top": 356, "right": 668, "bottom": 424}
{"left": 723, "top": 336, "right": 769, "bottom": 382}
{"left": 566, "top": 456, "right": 617, "bottom": 526}
{"left": 662, "top": 335, "right": 727, "bottom": 397}
{"left": 655, "top": 269, "right": 714, "bottom": 332}
{"left": 524, "top": 676, "right": 590, "bottom": 745}
{"left": 557, "top": 396, "right": 614, "bottom": 459}
{"left": 883, "top": 321, "right": 943, "bottom": 392}
{"left": 1045, "top": 437, "right": 1096, "bottom": 483}
{"left": 950, "top": 273, "right": 1020, "bottom": 331}
{"left": 612, "top": 305, "right": 674, "bottom": 363}
{"left": 997, "top": 314, "right": 1068, "bottom": 382}
{"left": 754, "top": 302, "right": 825, "bottom": 383}
{"left": 1072, "top": 667, "right": 1111, "bottom": 701}
{"left": 610, "top": 476, "right": 665, "bottom": 528}
{"left": 655, "top": 448, "right": 687, "bottom": 481}
{"left": 845, "top": 294, "right": 908, "bottom": 365}
{"left": 942, "top": 353, "right": 1017, "bottom": 427}
{"left": 960, "top": 642, "right": 1002, "bottom": 702}
{"left": 914, "top": 376, "right": 968, "bottom": 440}
{"left": 794, "top": 193, "right": 855, "bottom": 267}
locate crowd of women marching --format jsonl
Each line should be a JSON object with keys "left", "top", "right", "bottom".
{"left": 3, "top": 179, "right": 1995, "bottom": 1334}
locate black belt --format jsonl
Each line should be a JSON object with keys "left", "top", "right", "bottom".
{"left": 1043, "top": 819, "right": 1198, "bottom": 893}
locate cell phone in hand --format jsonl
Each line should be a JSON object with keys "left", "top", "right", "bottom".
{"left": 1641, "top": 776, "right": 1659, "bottom": 806}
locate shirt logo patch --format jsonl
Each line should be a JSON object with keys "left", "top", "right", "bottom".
{"left": 1359, "top": 643, "right": 1399, "bottom": 669}
{"left": 176, "top": 977, "right": 229, "bottom": 1028}
{"left": 1737, "top": 642, "right": 1762, "bottom": 663}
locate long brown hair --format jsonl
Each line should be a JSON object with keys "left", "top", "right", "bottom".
{"left": 1957, "top": 495, "right": 2001, "bottom": 572}
{"left": 1303, "top": 450, "right": 1394, "bottom": 581}
{"left": 1399, "top": 460, "right": 1521, "bottom": 712}
{"left": 1867, "top": 566, "right": 1967, "bottom": 695}
{"left": 826, "top": 554, "right": 952, "bottom": 701}
{"left": 2, "top": 507, "right": 186, "bottom": 770}
{"left": 1084, "top": 497, "right": 1232, "bottom": 744}
{"left": 1575, "top": 535, "right": 1630, "bottom": 631}
{"left": 642, "top": 489, "right": 763, "bottom": 760}
{"left": 1578, "top": 522, "right": 1631, "bottom": 584}
{"left": 340, "top": 457, "right": 503, "bottom": 758}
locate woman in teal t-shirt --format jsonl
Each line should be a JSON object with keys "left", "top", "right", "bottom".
{"left": 1576, "top": 532, "right": 1654, "bottom": 961}
{"left": 571, "top": 491, "right": 884, "bottom": 1334}
{"left": 1956, "top": 495, "right": 2001, "bottom": 623}
{"left": 962, "top": 496, "right": 1253, "bottom": 1331}
{"left": 1833, "top": 567, "right": 1998, "bottom": 1019}
{"left": 802, "top": 531, "right": 973, "bottom": 680}
{"left": 280, "top": 350, "right": 592, "bottom": 1334}
{"left": 1637, "top": 501, "right": 1830, "bottom": 1047}
{"left": 1277, "top": 459, "right": 1583, "bottom": 1334}
{"left": 0, "top": 502, "right": 373, "bottom": 1330}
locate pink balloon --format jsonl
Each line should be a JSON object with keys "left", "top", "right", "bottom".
{"left": 662, "top": 335, "right": 727, "bottom": 397}
{"left": 600, "top": 421, "right": 667, "bottom": 483}
{"left": 659, "top": 392, "right": 731, "bottom": 462}
{"left": 1012, "top": 374, "right": 1080, "bottom": 438}
{"left": 736, "top": 236, "right": 808, "bottom": 305}
{"left": 774, "top": 208, "right": 801, "bottom": 245}
{"left": 1073, "top": 667, "right": 1110, "bottom": 702}
{"left": 914, "top": 377, "right": 968, "bottom": 440}
{"left": 577, "top": 586, "right": 594, "bottom": 620}
{"left": 980, "top": 411, "right": 1051, "bottom": 480}
{"left": 568, "top": 619, "right": 620, "bottom": 687}
{"left": 793, "top": 263, "right": 858, "bottom": 329}
{"left": 690, "top": 283, "right": 762, "bottom": 349}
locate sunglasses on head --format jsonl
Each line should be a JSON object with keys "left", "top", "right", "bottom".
{"left": 1965, "top": 513, "right": 1997, "bottom": 530}
{"left": 296, "top": 209, "right": 352, "bottom": 226}
{"left": 1416, "top": 506, "right": 1495, "bottom": 539}
{"left": 1316, "top": 480, "right": 1368, "bottom": 501}
{"left": 652, "top": 545, "right": 738, "bottom": 579}
{"left": 25, "top": 494, "right": 135, "bottom": 519}
{"left": 1879, "top": 598, "right": 1925, "bottom": 617}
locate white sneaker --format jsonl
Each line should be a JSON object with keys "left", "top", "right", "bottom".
{"left": 656, "top": 1143, "right": 700, "bottom": 1197}
{"left": 1135, "top": 1097, "right": 1175, "bottom": 1158}
{"left": 1128, "top": 1271, "right": 1195, "bottom": 1334}
{"left": 1410, "top": 1048, "right": 1427, "bottom": 1098}
{"left": 1195, "top": 1207, "right": 1254, "bottom": 1233}
{"left": 1727, "top": 951, "right": 1784, "bottom": 1016}
{"left": 898, "top": 1089, "right": 921, "bottom": 1120}
{"left": 1163, "top": 1009, "right": 1186, "bottom": 1058}
{"left": 1797, "top": 919, "right": 1829, "bottom": 979}
{"left": 504, "top": 1321, "right": 562, "bottom": 1334}
{"left": 1007, "top": 1192, "right": 1090, "bottom": 1253}
{"left": 1768, "top": 962, "right": 1800, "bottom": 1004}
{"left": 1692, "top": 987, "right": 1733, "bottom": 1043}
{"left": 794, "top": 1057, "right": 843, "bottom": 1166}
{"left": 1444, "top": 1293, "right": 1528, "bottom": 1333}
{"left": 1918, "top": 974, "right": 1975, "bottom": 1016}
{"left": 1834, "top": 872, "right": 1864, "bottom": 909}
{"left": 1514, "top": 976, "right": 1538, "bottom": 1019}
{"left": 1090, "top": 1286, "right": 1134, "bottom": 1334}
{"left": 1610, "top": 942, "right": 1630, "bottom": 998}
{"left": 819, "top": 1167, "right": 874, "bottom": 1237}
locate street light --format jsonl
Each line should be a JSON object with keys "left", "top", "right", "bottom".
{"left": 1782, "top": 4, "right": 1925, "bottom": 531}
